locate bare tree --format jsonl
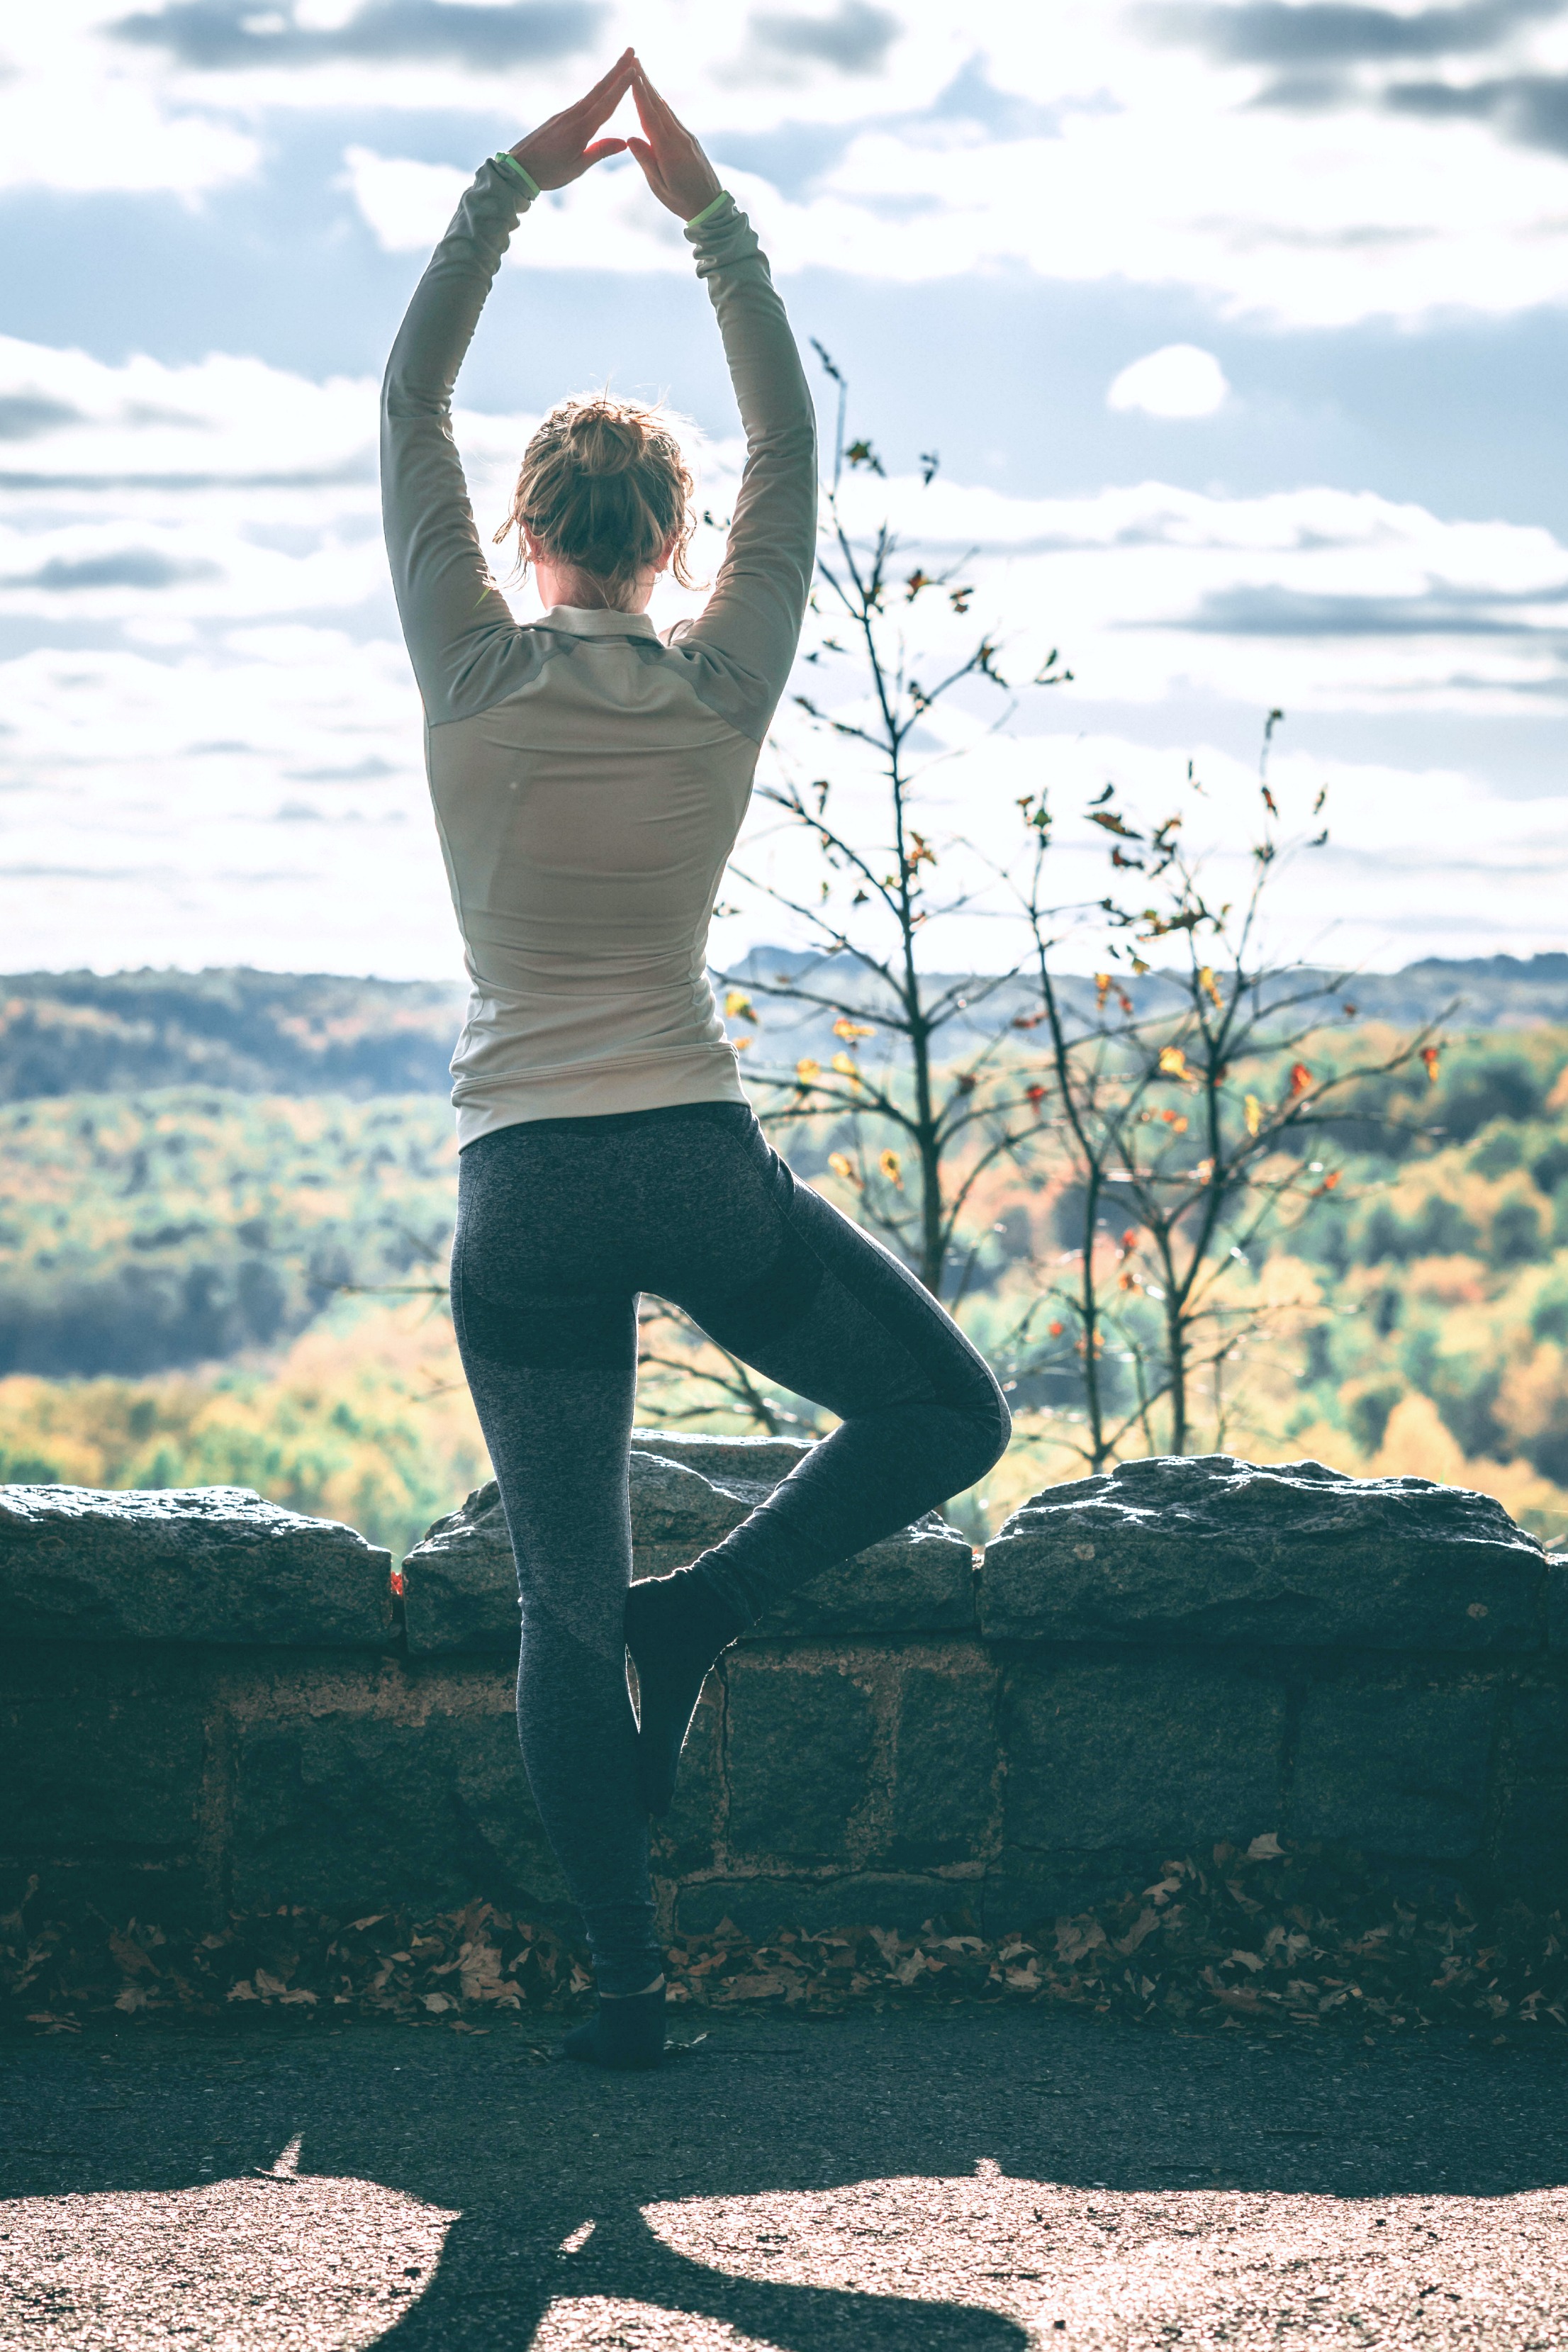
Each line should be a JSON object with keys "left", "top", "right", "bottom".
{"left": 720, "top": 344, "right": 1069, "bottom": 1297}
{"left": 1007, "top": 713, "right": 1447, "bottom": 1465}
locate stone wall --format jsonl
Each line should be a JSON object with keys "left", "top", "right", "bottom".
{"left": 3, "top": 1447, "right": 1566, "bottom": 1940}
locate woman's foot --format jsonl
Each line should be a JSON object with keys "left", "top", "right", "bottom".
{"left": 562, "top": 1977, "right": 668, "bottom": 2069}
{"left": 625, "top": 1569, "right": 745, "bottom": 1815}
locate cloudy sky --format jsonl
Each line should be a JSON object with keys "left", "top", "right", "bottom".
{"left": 3, "top": 0, "right": 1567, "bottom": 980}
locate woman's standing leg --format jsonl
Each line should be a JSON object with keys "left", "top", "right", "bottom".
{"left": 451, "top": 1126, "right": 664, "bottom": 2064}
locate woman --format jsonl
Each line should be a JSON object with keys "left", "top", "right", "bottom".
{"left": 381, "top": 52, "right": 1010, "bottom": 2069}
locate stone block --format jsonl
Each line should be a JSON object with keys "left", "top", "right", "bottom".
{"left": 753, "top": 1521, "right": 975, "bottom": 1638}
{"left": 1489, "top": 1684, "right": 1568, "bottom": 1894}
{"left": 724, "top": 1655, "right": 878, "bottom": 1861}
{"left": 229, "top": 1680, "right": 569, "bottom": 1917}
{"left": 0, "top": 1657, "right": 207, "bottom": 1855}
{"left": 401, "top": 1483, "right": 517, "bottom": 1655}
{"left": 982, "top": 1455, "right": 1545, "bottom": 1652}
{"left": 1002, "top": 1656, "right": 1286, "bottom": 1854}
{"left": 0, "top": 1485, "right": 394, "bottom": 1649}
{"left": 888, "top": 1664, "right": 999, "bottom": 1864}
{"left": 649, "top": 1686, "right": 724, "bottom": 1881}
{"left": 632, "top": 1430, "right": 816, "bottom": 1486}
{"left": 981, "top": 1852, "right": 1158, "bottom": 1936}
{"left": 1547, "top": 1559, "right": 1568, "bottom": 1649}
{"left": 1292, "top": 1681, "right": 1496, "bottom": 1859}
{"left": 1508, "top": 1684, "right": 1568, "bottom": 1776}
{"left": 403, "top": 1438, "right": 971, "bottom": 1652}
{"left": 674, "top": 1874, "right": 969, "bottom": 1940}
{"left": 1493, "top": 1780, "right": 1568, "bottom": 1897}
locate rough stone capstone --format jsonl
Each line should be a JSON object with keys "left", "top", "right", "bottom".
{"left": 401, "top": 1431, "right": 974, "bottom": 1654}
{"left": 980, "top": 1455, "right": 1546, "bottom": 1651}
{"left": 0, "top": 1485, "right": 394, "bottom": 1649}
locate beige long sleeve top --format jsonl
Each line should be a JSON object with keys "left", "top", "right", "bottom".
{"left": 380, "top": 159, "right": 817, "bottom": 1141}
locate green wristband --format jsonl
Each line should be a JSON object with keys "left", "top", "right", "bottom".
{"left": 492, "top": 152, "right": 541, "bottom": 200}
{"left": 685, "top": 190, "right": 731, "bottom": 230}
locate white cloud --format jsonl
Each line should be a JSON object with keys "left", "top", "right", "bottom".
{"left": 1, "top": 329, "right": 1563, "bottom": 975}
{"left": 1108, "top": 345, "right": 1230, "bottom": 420}
{"left": 4, "top": 2, "right": 1564, "bottom": 321}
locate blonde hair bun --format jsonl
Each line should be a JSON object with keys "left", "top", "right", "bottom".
{"left": 494, "top": 393, "right": 696, "bottom": 606}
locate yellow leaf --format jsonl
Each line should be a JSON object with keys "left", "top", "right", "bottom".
{"left": 723, "top": 990, "right": 756, "bottom": 1021}
{"left": 827, "top": 1151, "right": 856, "bottom": 1181}
{"left": 732, "top": 1035, "right": 751, "bottom": 1052}
{"left": 831, "top": 1051, "right": 861, "bottom": 1080}
{"left": 1245, "top": 1092, "right": 1262, "bottom": 1136}
{"left": 879, "top": 1148, "right": 904, "bottom": 1189}
{"left": 1094, "top": 972, "right": 1111, "bottom": 1009}
{"left": 1198, "top": 965, "right": 1223, "bottom": 1009}
{"left": 1158, "top": 1045, "right": 1189, "bottom": 1079}
{"left": 833, "top": 1017, "right": 875, "bottom": 1039}
{"left": 795, "top": 1057, "right": 820, "bottom": 1084}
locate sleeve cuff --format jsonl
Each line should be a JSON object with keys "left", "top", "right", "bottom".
{"left": 492, "top": 152, "right": 541, "bottom": 201}
{"left": 685, "top": 190, "right": 731, "bottom": 230}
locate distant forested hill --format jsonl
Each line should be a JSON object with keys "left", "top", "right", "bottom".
{"left": 6, "top": 954, "right": 1567, "bottom": 1104}
{"left": 0, "top": 970, "right": 466, "bottom": 1101}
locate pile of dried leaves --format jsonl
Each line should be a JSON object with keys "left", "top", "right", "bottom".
{"left": 7, "top": 1837, "right": 1567, "bottom": 2039}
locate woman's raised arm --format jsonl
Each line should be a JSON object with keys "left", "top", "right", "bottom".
{"left": 379, "top": 55, "right": 634, "bottom": 726}
{"left": 627, "top": 66, "right": 818, "bottom": 744}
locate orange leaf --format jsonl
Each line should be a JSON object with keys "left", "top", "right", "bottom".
{"left": 1288, "top": 1061, "right": 1312, "bottom": 1096}
{"left": 832, "top": 1017, "right": 875, "bottom": 1040}
{"left": 1025, "top": 1083, "right": 1046, "bottom": 1109}
{"left": 878, "top": 1148, "right": 904, "bottom": 1189}
{"left": 1421, "top": 1044, "right": 1441, "bottom": 1084}
{"left": 1094, "top": 972, "right": 1111, "bottom": 1009}
{"left": 1048, "top": 1319, "right": 1065, "bottom": 1338}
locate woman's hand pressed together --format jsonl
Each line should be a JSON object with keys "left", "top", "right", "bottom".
{"left": 625, "top": 62, "right": 723, "bottom": 221}
{"left": 508, "top": 49, "right": 635, "bottom": 190}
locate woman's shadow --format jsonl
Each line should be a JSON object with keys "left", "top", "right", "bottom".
{"left": 349, "top": 2035, "right": 1031, "bottom": 2352}
{"left": 379, "top": 2163, "right": 1029, "bottom": 2351}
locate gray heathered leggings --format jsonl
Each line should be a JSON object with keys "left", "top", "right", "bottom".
{"left": 450, "top": 1100, "right": 1011, "bottom": 1995}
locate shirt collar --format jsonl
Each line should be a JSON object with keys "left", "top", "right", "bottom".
{"left": 537, "top": 604, "right": 657, "bottom": 639}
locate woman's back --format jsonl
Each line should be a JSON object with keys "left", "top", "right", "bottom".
{"left": 427, "top": 604, "right": 763, "bottom": 1130}
{"left": 379, "top": 152, "right": 816, "bottom": 1139}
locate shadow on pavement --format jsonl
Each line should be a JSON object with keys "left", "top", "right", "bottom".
{"left": 4, "top": 2010, "right": 1568, "bottom": 2348}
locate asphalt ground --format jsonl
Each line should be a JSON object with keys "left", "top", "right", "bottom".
{"left": 3, "top": 2011, "right": 1567, "bottom": 2349}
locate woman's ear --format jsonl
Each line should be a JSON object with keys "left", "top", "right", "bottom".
{"left": 654, "top": 532, "right": 678, "bottom": 576}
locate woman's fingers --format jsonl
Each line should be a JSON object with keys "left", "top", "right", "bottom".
{"left": 626, "top": 61, "right": 718, "bottom": 214}
{"left": 578, "top": 47, "right": 635, "bottom": 111}
{"left": 625, "top": 135, "right": 670, "bottom": 201}
{"left": 510, "top": 50, "right": 635, "bottom": 188}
